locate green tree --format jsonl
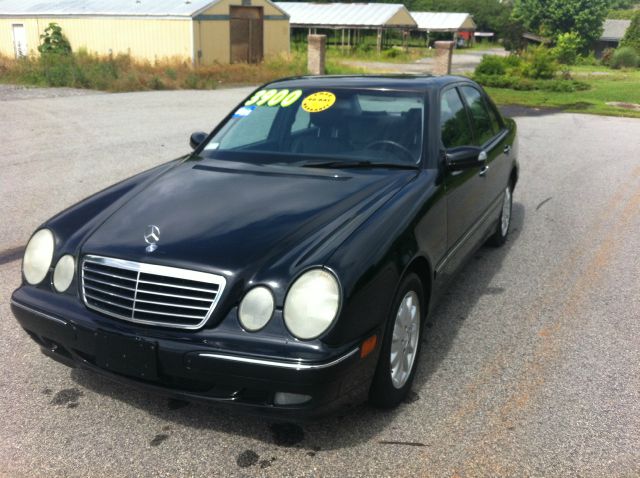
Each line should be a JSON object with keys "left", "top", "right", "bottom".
{"left": 37, "top": 23, "right": 72, "bottom": 56}
{"left": 620, "top": 11, "right": 640, "bottom": 53}
{"left": 512, "top": 0, "right": 609, "bottom": 45}
{"left": 554, "top": 31, "right": 584, "bottom": 64}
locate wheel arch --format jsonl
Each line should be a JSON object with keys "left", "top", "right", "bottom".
{"left": 401, "top": 255, "right": 433, "bottom": 314}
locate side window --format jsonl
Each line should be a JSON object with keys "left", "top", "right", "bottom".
{"left": 440, "top": 88, "right": 473, "bottom": 148}
{"left": 487, "top": 106, "right": 502, "bottom": 135}
{"left": 460, "top": 86, "right": 495, "bottom": 146}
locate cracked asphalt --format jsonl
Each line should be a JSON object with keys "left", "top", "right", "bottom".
{"left": 1, "top": 87, "right": 639, "bottom": 477}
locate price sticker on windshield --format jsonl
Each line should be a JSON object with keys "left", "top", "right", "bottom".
{"left": 301, "top": 92, "right": 336, "bottom": 113}
{"left": 244, "top": 89, "right": 303, "bottom": 108}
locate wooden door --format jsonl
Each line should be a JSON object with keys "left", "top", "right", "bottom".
{"left": 230, "top": 7, "right": 263, "bottom": 64}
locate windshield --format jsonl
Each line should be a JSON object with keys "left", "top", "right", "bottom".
{"left": 201, "top": 87, "right": 425, "bottom": 166}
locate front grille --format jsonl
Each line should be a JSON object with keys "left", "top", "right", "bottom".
{"left": 81, "top": 255, "right": 226, "bottom": 329}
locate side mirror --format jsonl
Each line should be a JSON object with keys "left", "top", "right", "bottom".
{"left": 446, "top": 146, "right": 487, "bottom": 171}
{"left": 190, "top": 131, "right": 208, "bottom": 150}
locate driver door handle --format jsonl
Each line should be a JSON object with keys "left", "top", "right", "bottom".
{"left": 504, "top": 145, "right": 512, "bottom": 155}
{"left": 478, "top": 150, "right": 489, "bottom": 177}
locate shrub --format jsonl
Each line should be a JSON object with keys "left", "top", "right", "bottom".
{"left": 475, "top": 55, "right": 507, "bottom": 75}
{"left": 37, "top": 23, "right": 72, "bottom": 56}
{"left": 553, "top": 32, "right": 584, "bottom": 65}
{"left": 164, "top": 68, "right": 178, "bottom": 80}
{"left": 601, "top": 48, "right": 616, "bottom": 66}
{"left": 575, "top": 52, "right": 598, "bottom": 66}
{"left": 474, "top": 73, "right": 589, "bottom": 92}
{"left": 610, "top": 46, "right": 640, "bottom": 68}
{"left": 521, "top": 46, "right": 558, "bottom": 79}
{"left": 149, "top": 75, "right": 165, "bottom": 90}
{"left": 383, "top": 49, "right": 400, "bottom": 59}
{"left": 620, "top": 11, "right": 640, "bottom": 53}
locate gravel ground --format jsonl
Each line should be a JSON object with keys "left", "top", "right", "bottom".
{"left": 1, "top": 87, "right": 639, "bottom": 477}
{"left": 0, "top": 84, "right": 105, "bottom": 101}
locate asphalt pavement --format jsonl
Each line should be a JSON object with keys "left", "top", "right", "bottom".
{"left": 1, "top": 86, "right": 639, "bottom": 477}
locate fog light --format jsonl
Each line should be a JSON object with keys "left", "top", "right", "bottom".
{"left": 274, "top": 392, "right": 312, "bottom": 406}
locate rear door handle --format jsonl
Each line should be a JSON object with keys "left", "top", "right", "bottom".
{"left": 504, "top": 145, "right": 512, "bottom": 155}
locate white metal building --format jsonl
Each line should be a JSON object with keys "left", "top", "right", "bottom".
{"left": 0, "top": 0, "right": 290, "bottom": 64}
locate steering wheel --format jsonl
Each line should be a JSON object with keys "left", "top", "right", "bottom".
{"left": 364, "top": 140, "right": 415, "bottom": 163}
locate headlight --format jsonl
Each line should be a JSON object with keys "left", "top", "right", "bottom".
{"left": 53, "top": 255, "right": 75, "bottom": 292}
{"left": 284, "top": 269, "right": 340, "bottom": 340}
{"left": 22, "top": 229, "right": 55, "bottom": 285}
{"left": 238, "top": 286, "right": 275, "bottom": 331}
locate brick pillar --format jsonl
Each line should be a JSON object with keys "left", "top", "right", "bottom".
{"left": 433, "top": 40, "right": 454, "bottom": 75}
{"left": 307, "top": 34, "right": 326, "bottom": 75}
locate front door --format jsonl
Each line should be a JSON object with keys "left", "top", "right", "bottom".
{"left": 441, "top": 87, "right": 484, "bottom": 247}
{"left": 12, "top": 24, "right": 27, "bottom": 58}
{"left": 230, "top": 7, "right": 264, "bottom": 64}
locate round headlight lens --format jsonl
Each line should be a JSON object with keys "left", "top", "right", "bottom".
{"left": 23, "top": 229, "right": 55, "bottom": 285}
{"left": 238, "top": 286, "right": 275, "bottom": 331}
{"left": 284, "top": 269, "right": 340, "bottom": 340}
{"left": 53, "top": 255, "right": 75, "bottom": 292}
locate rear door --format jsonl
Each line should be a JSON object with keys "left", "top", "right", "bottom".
{"left": 458, "top": 85, "right": 510, "bottom": 216}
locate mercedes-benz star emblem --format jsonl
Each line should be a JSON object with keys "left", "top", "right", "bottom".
{"left": 144, "top": 225, "right": 160, "bottom": 252}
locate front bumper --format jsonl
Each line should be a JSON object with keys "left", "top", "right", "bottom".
{"left": 11, "top": 287, "right": 377, "bottom": 419}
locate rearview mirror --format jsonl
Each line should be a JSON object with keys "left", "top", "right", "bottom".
{"left": 190, "top": 131, "right": 208, "bottom": 150}
{"left": 446, "top": 146, "right": 486, "bottom": 171}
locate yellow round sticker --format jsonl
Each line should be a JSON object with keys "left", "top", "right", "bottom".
{"left": 301, "top": 91, "right": 336, "bottom": 113}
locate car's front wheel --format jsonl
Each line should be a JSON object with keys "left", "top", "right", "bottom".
{"left": 369, "top": 273, "right": 424, "bottom": 408}
{"left": 487, "top": 184, "right": 513, "bottom": 247}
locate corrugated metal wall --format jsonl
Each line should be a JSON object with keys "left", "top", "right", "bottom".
{"left": 0, "top": 17, "right": 193, "bottom": 62}
{"left": 0, "top": 0, "right": 289, "bottom": 65}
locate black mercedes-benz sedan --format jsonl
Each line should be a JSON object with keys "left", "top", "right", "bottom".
{"left": 11, "top": 75, "right": 518, "bottom": 418}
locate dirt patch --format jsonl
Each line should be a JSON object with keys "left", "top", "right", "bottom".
{"left": 606, "top": 101, "right": 640, "bottom": 111}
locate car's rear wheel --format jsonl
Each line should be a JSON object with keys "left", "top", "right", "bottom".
{"left": 487, "top": 184, "right": 513, "bottom": 247}
{"left": 369, "top": 273, "right": 424, "bottom": 408}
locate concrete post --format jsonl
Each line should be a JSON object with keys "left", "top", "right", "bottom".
{"left": 308, "top": 34, "right": 326, "bottom": 75}
{"left": 433, "top": 40, "right": 454, "bottom": 75}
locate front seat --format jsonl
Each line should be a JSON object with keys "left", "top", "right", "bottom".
{"left": 291, "top": 109, "right": 349, "bottom": 155}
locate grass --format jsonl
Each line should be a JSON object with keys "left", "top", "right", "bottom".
{"left": 0, "top": 49, "right": 366, "bottom": 92}
{"left": 291, "top": 40, "right": 431, "bottom": 64}
{"left": 485, "top": 66, "right": 640, "bottom": 118}
{"left": 326, "top": 45, "right": 430, "bottom": 64}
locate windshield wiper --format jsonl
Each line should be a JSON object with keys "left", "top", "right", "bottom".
{"left": 301, "top": 160, "right": 419, "bottom": 170}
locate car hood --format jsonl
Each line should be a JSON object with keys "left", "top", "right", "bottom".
{"left": 81, "top": 158, "right": 416, "bottom": 283}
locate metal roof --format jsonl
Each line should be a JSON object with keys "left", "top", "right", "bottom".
{"left": 275, "top": 2, "right": 416, "bottom": 28}
{"left": 600, "top": 19, "right": 631, "bottom": 41}
{"left": 410, "top": 12, "right": 476, "bottom": 32}
{"left": 0, "top": 0, "right": 245, "bottom": 17}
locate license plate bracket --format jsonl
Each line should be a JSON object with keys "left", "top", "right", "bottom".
{"left": 96, "top": 331, "right": 158, "bottom": 381}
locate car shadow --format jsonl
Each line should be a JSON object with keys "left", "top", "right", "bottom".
{"left": 70, "top": 202, "right": 525, "bottom": 452}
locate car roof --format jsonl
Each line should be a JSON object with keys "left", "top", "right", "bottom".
{"left": 267, "top": 74, "right": 472, "bottom": 91}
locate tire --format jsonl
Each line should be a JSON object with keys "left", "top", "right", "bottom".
{"left": 369, "top": 273, "right": 424, "bottom": 408}
{"left": 487, "top": 184, "right": 513, "bottom": 247}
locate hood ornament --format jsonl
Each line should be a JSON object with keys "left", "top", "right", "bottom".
{"left": 144, "top": 225, "right": 160, "bottom": 253}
